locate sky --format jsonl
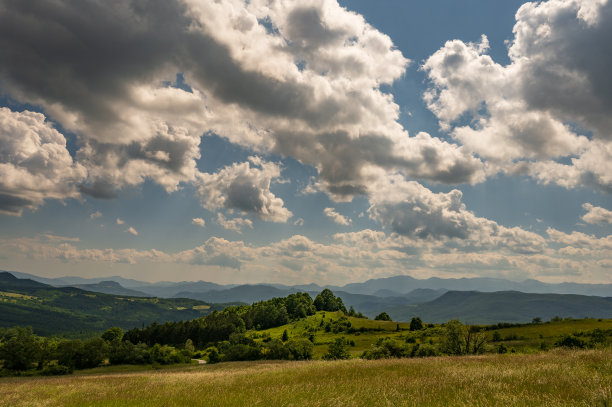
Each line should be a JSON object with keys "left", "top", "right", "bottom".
{"left": 0, "top": 0, "right": 611, "bottom": 285}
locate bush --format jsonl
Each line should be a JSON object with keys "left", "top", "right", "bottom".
{"left": 374, "top": 312, "right": 391, "bottom": 321}
{"left": 285, "top": 339, "right": 314, "bottom": 360}
{"left": 411, "top": 344, "right": 439, "bottom": 357}
{"left": 41, "top": 362, "right": 73, "bottom": 376}
{"left": 362, "top": 339, "right": 408, "bottom": 360}
{"left": 555, "top": 335, "right": 586, "bottom": 349}
{"left": 323, "top": 338, "right": 351, "bottom": 360}
{"left": 409, "top": 317, "right": 423, "bottom": 331}
{"left": 206, "top": 347, "right": 220, "bottom": 364}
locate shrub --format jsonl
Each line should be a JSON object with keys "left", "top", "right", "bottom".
{"left": 409, "top": 317, "right": 423, "bottom": 331}
{"left": 285, "top": 339, "right": 314, "bottom": 360}
{"left": 374, "top": 312, "right": 391, "bottom": 321}
{"left": 555, "top": 335, "right": 586, "bottom": 349}
{"left": 41, "top": 362, "right": 73, "bottom": 376}
{"left": 323, "top": 338, "right": 351, "bottom": 360}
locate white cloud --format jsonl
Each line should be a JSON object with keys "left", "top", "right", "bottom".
{"left": 4, "top": 223, "right": 611, "bottom": 284}
{"left": 215, "top": 213, "right": 254, "bottom": 234}
{"left": 197, "top": 157, "right": 292, "bottom": 222}
{"left": 192, "top": 218, "right": 206, "bottom": 228}
{"left": 116, "top": 218, "right": 125, "bottom": 225}
{"left": 126, "top": 227, "right": 139, "bottom": 236}
{"left": 582, "top": 203, "right": 612, "bottom": 225}
{"left": 422, "top": 0, "right": 612, "bottom": 191}
{"left": 0, "top": 108, "right": 86, "bottom": 215}
{"left": 0, "top": 0, "right": 486, "bottom": 207}
{"left": 293, "top": 218, "right": 305, "bottom": 226}
{"left": 89, "top": 211, "right": 102, "bottom": 220}
{"left": 367, "top": 174, "right": 547, "bottom": 254}
{"left": 323, "top": 207, "right": 352, "bottom": 226}
{"left": 547, "top": 228, "right": 612, "bottom": 250}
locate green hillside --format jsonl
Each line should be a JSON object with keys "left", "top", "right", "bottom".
{"left": 248, "top": 311, "right": 612, "bottom": 358}
{"left": 387, "top": 290, "right": 612, "bottom": 323}
{"left": 0, "top": 272, "right": 222, "bottom": 336}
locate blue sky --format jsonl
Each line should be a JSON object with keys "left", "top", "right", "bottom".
{"left": 0, "top": 0, "right": 610, "bottom": 284}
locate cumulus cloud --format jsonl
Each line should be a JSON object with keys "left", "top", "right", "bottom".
{"left": 215, "top": 213, "right": 254, "bottom": 234}
{"left": 0, "top": 108, "right": 86, "bottom": 215}
{"left": 323, "top": 207, "right": 352, "bottom": 226}
{"left": 367, "top": 174, "right": 547, "bottom": 254}
{"left": 423, "top": 0, "right": 612, "bottom": 191}
{"left": 197, "top": 157, "right": 292, "bottom": 222}
{"left": 5, "top": 226, "right": 609, "bottom": 284}
{"left": 0, "top": 0, "right": 487, "bottom": 209}
{"left": 126, "top": 227, "right": 139, "bottom": 236}
{"left": 192, "top": 217, "right": 206, "bottom": 228}
{"left": 116, "top": 218, "right": 125, "bottom": 225}
{"left": 582, "top": 203, "right": 612, "bottom": 225}
{"left": 89, "top": 211, "right": 102, "bottom": 220}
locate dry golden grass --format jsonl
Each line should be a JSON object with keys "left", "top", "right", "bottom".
{"left": 1, "top": 349, "right": 610, "bottom": 406}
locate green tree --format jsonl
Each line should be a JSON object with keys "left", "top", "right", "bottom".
{"left": 440, "top": 320, "right": 487, "bottom": 355}
{"left": 374, "top": 312, "right": 391, "bottom": 321}
{"left": 102, "top": 327, "right": 124, "bottom": 343}
{"left": 0, "top": 327, "right": 42, "bottom": 371}
{"left": 264, "top": 339, "right": 290, "bottom": 360}
{"left": 314, "top": 289, "right": 347, "bottom": 313}
{"left": 409, "top": 317, "right": 423, "bottom": 331}
{"left": 206, "top": 347, "right": 220, "bottom": 364}
{"left": 281, "top": 329, "right": 289, "bottom": 342}
{"left": 285, "top": 339, "right": 314, "bottom": 360}
{"left": 323, "top": 338, "right": 351, "bottom": 360}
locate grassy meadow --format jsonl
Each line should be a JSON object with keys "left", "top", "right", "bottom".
{"left": 1, "top": 348, "right": 610, "bottom": 406}
{"left": 251, "top": 312, "right": 612, "bottom": 357}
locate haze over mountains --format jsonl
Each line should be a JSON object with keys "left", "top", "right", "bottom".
{"left": 3, "top": 270, "right": 611, "bottom": 324}
{"left": 9, "top": 270, "right": 612, "bottom": 299}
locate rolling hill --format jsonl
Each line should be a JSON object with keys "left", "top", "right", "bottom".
{"left": 0, "top": 272, "right": 223, "bottom": 336}
{"left": 387, "top": 290, "right": 612, "bottom": 324}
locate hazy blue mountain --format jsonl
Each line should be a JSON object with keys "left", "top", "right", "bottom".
{"left": 65, "top": 281, "right": 150, "bottom": 297}
{"left": 340, "top": 275, "right": 612, "bottom": 297}
{"left": 386, "top": 291, "right": 612, "bottom": 324}
{"left": 175, "top": 285, "right": 297, "bottom": 303}
{"left": 6, "top": 270, "right": 612, "bottom": 299}
{"left": 8, "top": 270, "right": 149, "bottom": 289}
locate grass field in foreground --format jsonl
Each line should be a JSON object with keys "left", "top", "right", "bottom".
{"left": 1, "top": 348, "right": 610, "bottom": 407}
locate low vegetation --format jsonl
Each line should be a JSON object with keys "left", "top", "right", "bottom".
{"left": 1, "top": 349, "right": 610, "bottom": 406}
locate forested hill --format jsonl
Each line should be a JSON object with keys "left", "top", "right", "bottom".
{"left": 0, "top": 272, "right": 224, "bottom": 336}
{"left": 387, "top": 290, "right": 612, "bottom": 324}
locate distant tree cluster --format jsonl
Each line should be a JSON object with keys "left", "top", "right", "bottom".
{"left": 314, "top": 289, "right": 347, "bottom": 313}
{"left": 0, "top": 327, "right": 191, "bottom": 376}
{"left": 124, "top": 292, "right": 317, "bottom": 348}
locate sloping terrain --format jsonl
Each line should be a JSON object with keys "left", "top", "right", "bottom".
{"left": 387, "top": 290, "right": 612, "bottom": 323}
{"left": 0, "top": 272, "right": 220, "bottom": 336}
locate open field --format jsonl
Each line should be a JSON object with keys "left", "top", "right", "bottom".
{"left": 1, "top": 349, "right": 610, "bottom": 407}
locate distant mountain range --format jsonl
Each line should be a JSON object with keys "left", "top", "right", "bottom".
{"left": 8, "top": 270, "right": 612, "bottom": 298}
{"left": 385, "top": 291, "right": 612, "bottom": 324}
{"left": 3, "top": 270, "right": 612, "bottom": 325}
